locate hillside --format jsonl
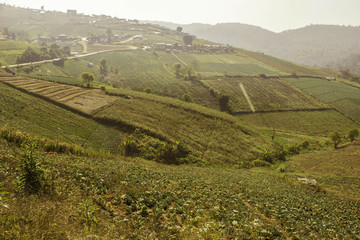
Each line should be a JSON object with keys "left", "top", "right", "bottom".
{"left": 1, "top": 4, "right": 360, "bottom": 240}
{"left": 149, "top": 21, "right": 360, "bottom": 71}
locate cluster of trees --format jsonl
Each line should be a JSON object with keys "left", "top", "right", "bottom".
{"left": 172, "top": 63, "right": 201, "bottom": 81}
{"left": 16, "top": 44, "right": 71, "bottom": 64}
{"left": 329, "top": 129, "right": 359, "bottom": 149}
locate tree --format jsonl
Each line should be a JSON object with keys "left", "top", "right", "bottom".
{"left": 176, "top": 26, "right": 183, "bottom": 32}
{"left": 219, "top": 95, "right": 231, "bottom": 113}
{"left": 81, "top": 72, "right": 94, "bottom": 87}
{"left": 348, "top": 129, "right": 359, "bottom": 142}
{"left": 173, "top": 63, "right": 182, "bottom": 78}
{"left": 106, "top": 28, "right": 113, "bottom": 42}
{"left": 329, "top": 131, "right": 341, "bottom": 149}
{"left": 183, "top": 34, "right": 194, "bottom": 46}
{"left": 99, "top": 59, "right": 108, "bottom": 76}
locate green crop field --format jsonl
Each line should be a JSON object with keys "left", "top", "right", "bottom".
{"left": 241, "top": 50, "right": 325, "bottom": 76}
{"left": 0, "top": 82, "right": 123, "bottom": 152}
{"left": 163, "top": 81, "right": 220, "bottom": 110}
{"left": 238, "top": 110, "right": 360, "bottom": 136}
{"left": 1, "top": 138, "right": 359, "bottom": 239}
{"left": 203, "top": 77, "right": 326, "bottom": 112}
{"left": 85, "top": 50, "right": 179, "bottom": 91}
{"left": 286, "top": 77, "right": 360, "bottom": 123}
{"left": 168, "top": 52, "right": 283, "bottom": 76}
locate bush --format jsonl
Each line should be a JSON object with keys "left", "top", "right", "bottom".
{"left": 298, "top": 140, "right": 309, "bottom": 149}
{"left": 181, "top": 94, "right": 193, "bottom": 103}
{"left": 123, "top": 140, "right": 139, "bottom": 156}
{"left": 347, "top": 129, "right": 359, "bottom": 142}
{"left": 144, "top": 88, "right": 152, "bottom": 94}
{"left": 157, "top": 141, "right": 189, "bottom": 165}
{"left": 17, "top": 140, "right": 45, "bottom": 194}
{"left": 260, "top": 145, "right": 286, "bottom": 164}
{"left": 329, "top": 131, "right": 341, "bottom": 149}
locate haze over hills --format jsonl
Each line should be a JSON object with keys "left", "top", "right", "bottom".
{"left": 1, "top": 4, "right": 360, "bottom": 239}
{"left": 145, "top": 21, "right": 360, "bottom": 72}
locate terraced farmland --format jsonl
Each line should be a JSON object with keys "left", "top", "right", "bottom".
{"left": 0, "top": 82, "right": 122, "bottom": 152}
{"left": 203, "top": 77, "right": 327, "bottom": 112}
{"left": 286, "top": 77, "right": 360, "bottom": 122}
{"left": 0, "top": 76, "right": 116, "bottom": 114}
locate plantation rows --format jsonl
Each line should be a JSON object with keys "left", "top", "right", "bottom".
{"left": 204, "top": 77, "right": 326, "bottom": 112}
{"left": 0, "top": 76, "right": 117, "bottom": 114}
{"left": 0, "top": 82, "right": 123, "bottom": 152}
{"left": 86, "top": 50, "right": 179, "bottom": 90}
{"left": 286, "top": 77, "right": 360, "bottom": 122}
{"left": 169, "top": 53, "right": 282, "bottom": 76}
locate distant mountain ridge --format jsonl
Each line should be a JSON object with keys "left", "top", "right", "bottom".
{"left": 143, "top": 21, "right": 360, "bottom": 72}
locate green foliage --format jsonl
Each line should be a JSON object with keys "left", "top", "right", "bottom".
{"left": 181, "top": 93, "right": 193, "bottom": 103}
{"left": 17, "top": 140, "right": 45, "bottom": 194}
{"left": 347, "top": 129, "right": 359, "bottom": 142}
{"left": 182, "top": 35, "right": 194, "bottom": 46}
{"left": 260, "top": 145, "right": 286, "bottom": 164}
{"left": 81, "top": 72, "right": 94, "bottom": 87}
{"left": 299, "top": 140, "right": 310, "bottom": 149}
{"left": 173, "top": 63, "right": 182, "bottom": 78}
{"left": 329, "top": 131, "right": 342, "bottom": 149}
{"left": 52, "top": 57, "right": 65, "bottom": 67}
{"left": 143, "top": 88, "right": 152, "bottom": 94}
{"left": 156, "top": 142, "right": 189, "bottom": 165}
{"left": 219, "top": 95, "right": 231, "bottom": 113}
{"left": 78, "top": 200, "right": 98, "bottom": 231}
{"left": 99, "top": 58, "right": 108, "bottom": 76}
{"left": 16, "top": 47, "right": 41, "bottom": 64}
{"left": 277, "top": 163, "right": 286, "bottom": 172}
{"left": 123, "top": 140, "right": 139, "bottom": 157}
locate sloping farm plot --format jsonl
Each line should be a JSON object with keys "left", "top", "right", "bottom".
{"left": 286, "top": 77, "right": 360, "bottom": 123}
{"left": 172, "top": 53, "right": 283, "bottom": 76}
{"left": 203, "top": 77, "right": 327, "bottom": 112}
{"left": 0, "top": 76, "right": 117, "bottom": 114}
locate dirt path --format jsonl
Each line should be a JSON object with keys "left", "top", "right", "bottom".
{"left": 239, "top": 83, "right": 255, "bottom": 113}
{"left": 171, "top": 52, "right": 188, "bottom": 66}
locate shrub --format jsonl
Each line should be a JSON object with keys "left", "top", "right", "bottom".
{"left": 123, "top": 140, "right": 139, "bottom": 156}
{"left": 347, "top": 129, "right": 359, "bottom": 142}
{"left": 17, "top": 140, "right": 45, "bottom": 194}
{"left": 181, "top": 94, "right": 193, "bottom": 103}
{"left": 329, "top": 131, "right": 341, "bottom": 149}
{"left": 260, "top": 145, "right": 286, "bottom": 164}
{"left": 144, "top": 88, "right": 152, "bottom": 94}
{"left": 157, "top": 141, "right": 189, "bottom": 165}
{"left": 277, "top": 163, "right": 286, "bottom": 172}
{"left": 298, "top": 140, "right": 309, "bottom": 149}
{"left": 78, "top": 200, "right": 98, "bottom": 231}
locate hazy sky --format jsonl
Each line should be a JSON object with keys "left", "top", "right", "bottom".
{"left": 2, "top": 0, "right": 360, "bottom": 32}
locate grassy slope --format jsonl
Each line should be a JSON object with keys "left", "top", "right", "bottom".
{"left": 0, "top": 41, "right": 32, "bottom": 65}
{"left": 238, "top": 110, "right": 360, "bottom": 136}
{"left": 97, "top": 88, "right": 269, "bottom": 164}
{"left": 0, "top": 82, "right": 122, "bottom": 152}
{"left": 287, "top": 140, "right": 360, "bottom": 200}
{"left": 1, "top": 138, "right": 359, "bottom": 239}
